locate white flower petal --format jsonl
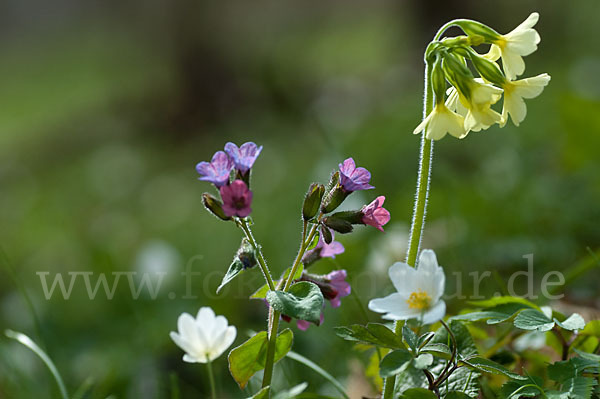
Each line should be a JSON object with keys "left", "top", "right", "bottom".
{"left": 422, "top": 301, "right": 446, "bottom": 325}
{"left": 208, "top": 326, "right": 237, "bottom": 362}
{"left": 170, "top": 332, "right": 196, "bottom": 357}
{"left": 368, "top": 292, "right": 408, "bottom": 313}
{"left": 197, "top": 307, "right": 216, "bottom": 331}
{"left": 387, "top": 262, "right": 419, "bottom": 295}
{"left": 183, "top": 354, "right": 201, "bottom": 363}
{"left": 514, "top": 73, "right": 551, "bottom": 98}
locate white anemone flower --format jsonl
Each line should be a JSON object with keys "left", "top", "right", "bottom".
{"left": 368, "top": 249, "right": 446, "bottom": 325}
{"left": 487, "top": 12, "right": 541, "bottom": 81}
{"left": 413, "top": 102, "right": 466, "bottom": 140}
{"left": 170, "top": 307, "right": 237, "bottom": 363}
{"left": 501, "top": 73, "right": 551, "bottom": 127}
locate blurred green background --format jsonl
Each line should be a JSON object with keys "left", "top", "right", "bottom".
{"left": 1, "top": 0, "right": 599, "bottom": 397}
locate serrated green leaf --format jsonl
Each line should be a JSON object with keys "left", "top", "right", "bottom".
{"left": 563, "top": 376, "right": 597, "bottom": 399}
{"left": 379, "top": 349, "right": 412, "bottom": 378}
{"left": 555, "top": 313, "right": 586, "bottom": 331}
{"left": 421, "top": 343, "right": 452, "bottom": 359}
{"left": 228, "top": 329, "right": 294, "bottom": 389}
{"left": 461, "top": 356, "right": 526, "bottom": 380}
{"left": 333, "top": 323, "right": 405, "bottom": 349}
{"left": 400, "top": 388, "right": 437, "bottom": 399}
{"left": 403, "top": 325, "right": 419, "bottom": 353}
{"left": 451, "top": 303, "right": 530, "bottom": 325}
{"left": 513, "top": 309, "right": 555, "bottom": 332}
{"left": 266, "top": 282, "right": 323, "bottom": 325}
{"left": 413, "top": 353, "right": 433, "bottom": 369}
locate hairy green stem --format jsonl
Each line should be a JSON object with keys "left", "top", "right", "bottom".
{"left": 238, "top": 219, "right": 276, "bottom": 291}
{"left": 381, "top": 21, "right": 459, "bottom": 398}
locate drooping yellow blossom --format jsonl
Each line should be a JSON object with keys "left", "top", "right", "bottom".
{"left": 501, "top": 73, "right": 551, "bottom": 127}
{"left": 413, "top": 102, "right": 465, "bottom": 140}
{"left": 447, "top": 79, "right": 503, "bottom": 134}
{"left": 486, "top": 12, "right": 541, "bottom": 81}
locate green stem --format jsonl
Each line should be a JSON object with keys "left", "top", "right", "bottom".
{"left": 283, "top": 222, "right": 317, "bottom": 291}
{"left": 238, "top": 219, "right": 276, "bottom": 291}
{"left": 206, "top": 359, "right": 217, "bottom": 399}
{"left": 381, "top": 21, "right": 458, "bottom": 399}
{"left": 262, "top": 307, "right": 280, "bottom": 388}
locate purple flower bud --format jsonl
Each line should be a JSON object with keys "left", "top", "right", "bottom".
{"left": 361, "top": 196, "right": 391, "bottom": 232}
{"left": 196, "top": 151, "right": 234, "bottom": 187}
{"left": 224, "top": 142, "right": 263, "bottom": 174}
{"left": 220, "top": 180, "right": 253, "bottom": 218}
{"left": 338, "top": 158, "right": 375, "bottom": 192}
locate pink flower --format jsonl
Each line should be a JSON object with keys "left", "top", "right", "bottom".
{"left": 297, "top": 313, "right": 324, "bottom": 331}
{"left": 361, "top": 196, "right": 390, "bottom": 232}
{"left": 196, "top": 151, "right": 234, "bottom": 187}
{"left": 326, "top": 269, "right": 351, "bottom": 308}
{"left": 338, "top": 158, "right": 375, "bottom": 192}
{"left": 302, "top": 229, "right": 345, "bottom": 265}
{"left": 220, "top": 180, "right": 253, "bottom": 217}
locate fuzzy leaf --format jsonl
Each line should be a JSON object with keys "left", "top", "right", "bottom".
{"left": 403, "top": 325, "right": 419, "bottom": 353}
{"left": 228, "top": 329, "right": 294, "bottom": 389}
{"left": 413, "top": 353, "right": 433, "bottom": 370}
{"left": 266, "top": 282, "right": 324, "bottom": 325}
{"left": 379, "top": 349, "right": 413, "bottom": 378}
{"left": 400, "top": 388, "right": 437, "bottom": 399}
{"left": 461, "top": 356, "right": 526, "bottom": 380}
{"left": 513, "top": 309, "right": 555, "bottom": 332}
{"left": 500, "top": 376, "right": 543, "bottom": 399}
{"left": 555, "top": 313, "right": 586, "bottom": 331}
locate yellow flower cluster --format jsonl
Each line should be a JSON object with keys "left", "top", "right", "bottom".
{"left": 414, "top": 13, "right": 551, "bottom": 141}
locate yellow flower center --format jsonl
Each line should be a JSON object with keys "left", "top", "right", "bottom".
{"left": 406, "top": 290, "right": 432, "bottom": 310}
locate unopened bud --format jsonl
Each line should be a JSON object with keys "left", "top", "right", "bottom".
{"left": 303, "top": 183, "right": 325, "bottom": 220}
{"left": 431, "top": 57, "right": 447, "bottom": 105}
{"left": 236, "top": 238, "right": 257, "bottom": 269}
{"left": 322, "top": 185, "right": 350, "bottom": 214}
{"left": 468, "top": 50, "right": 506, "bottom": 86}
{"left": 329, "top": 210, "right": 364, "bottom": 225}
{"left": 323, "top": 216, "right": 353, "bottom": 234}
{"left": 454, "top": 20, "right": 500, "bottom": 43}
{"left": 202, "top": 193, "right": 231, "bottom": 221}
{"left": 320, "top": 224, "right": 333, "bottom": 244}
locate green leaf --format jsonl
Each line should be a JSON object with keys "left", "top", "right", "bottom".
{"left": 403, "top": 325, "right": 419, "bottom": 353}
{"left": 286, "top": 351, "right": 349, "bottom": 399}
{"left": 250, "top": 283, "right": 270, "bottom": 299}
{"left": 579, "top": 320, "right": 600, "bottom": 337}
{"left": 513, "top": 309, "right": 555, "bottom": 332}
{"left": 417, "top": 332, "right": 435, "bottom": 348}
{"left": 393, "top": 363, "right": 427, "bottom": 396}
{"left": 451, "top": 303, "right": 531, "bottom": 325}
{"left": 500, "top": 376, "right": 543, "bottom": 399}
{"left": 431, "top": 320, "right": 478, "bottom": 358}
{"left": 273, "top": 382, "right": 309, "bottom": 399}
{"left": 468, "top": 296, "right": 539, "bottom": 310}
{"left": 217, "top": 259, "right": 245, "bottom": 294}
{"left": 413, "top": 353, "right": 433, "bottom": 370}
{"left": 218, "top": 238, "right": 258, "bottom": 294}
{"left": 248, "top": 387, "right": 270, "bottom": 399}
{"left": 228, "top": 329, "right": 294, "bottom": 389}
{"left": 460, "top": 356, "right": 526, "bottom": 380}
{"left": 334, "top": 323, "right": 405, "bottom": 349}
{"left": 266, "top": 282, "right": 324, "bottom": 325}
{"left": 5, "top": 330, "right": 69, "bottom": 399}
{"left": 555, "top": 313, "right": 586, "bottom": 331}
{"left": 563, "top": 376, "right": 597, "bottom": 399}
{"left": 400, "top": 388, "right": 437, "bottom": 399}
{"left": 379, "top": 349, "right": 413, "bottom": 378}
{"left": 444, "top": 392, "right": 472, "bottom": 399}
{"left": 421, "top": 343, "right": 452, "bottom": 359}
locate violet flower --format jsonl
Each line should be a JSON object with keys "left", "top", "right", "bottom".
{"left": 297, "top": 313, "right": 325, "bottom": 331}
{"left": 361, "top": 196, "right": 390, "bottom": 232}
{"left": 196, "top": 151, "right": 234, "bottom": 187}
{"left": 220, "top": 180, "right": 253, "bottom": 218}
{"left": 302, "top": 229, "right": 345, "bottom": 265}
{"left": 224, "top": 142, "right": 263, "bottom": 174}
{"left": 338, "top": 158, "right": 375, "bottom": 192}
{"left": 325, "top": 269, "right": 351, "bottom": 308}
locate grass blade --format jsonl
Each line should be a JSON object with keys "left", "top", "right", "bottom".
{"left": 286, "top": 350, "right": 349, "bottom": 399}
{"left": 5, "top": 329, "right": 69, "bottom": 399}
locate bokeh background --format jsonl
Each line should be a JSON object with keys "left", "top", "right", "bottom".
{"left": 1, "top": 0, "right": 599, "bottom": 397}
